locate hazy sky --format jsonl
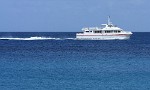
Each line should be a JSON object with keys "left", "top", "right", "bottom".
{"left": 0, "top": 0, "right": 149, "bottom": 32}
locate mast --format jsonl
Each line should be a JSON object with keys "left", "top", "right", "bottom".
{"left": 108, "top": 16, "right": 111, "bottom": 25}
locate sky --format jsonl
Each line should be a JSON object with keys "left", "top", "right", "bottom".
{"left": 0, "top": 0, "right": 149, "bottom": 32}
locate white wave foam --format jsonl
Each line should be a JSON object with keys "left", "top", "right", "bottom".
{"left": 65, "top": 38, "right": 76, "bottom": 40}
{"left": 0, "top": 37, "right": 76, "bottom": 40}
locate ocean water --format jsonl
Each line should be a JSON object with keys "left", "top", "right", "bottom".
{"left": 0, "top": 32, "right": 150, "bottom": 90}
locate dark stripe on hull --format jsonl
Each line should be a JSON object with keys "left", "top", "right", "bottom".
{"left": 76, "top": 34, "right": 131, "bottom": 36}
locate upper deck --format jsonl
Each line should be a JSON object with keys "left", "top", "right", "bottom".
{"left": 78, "top": 16, "right": 132, "bottom": 35}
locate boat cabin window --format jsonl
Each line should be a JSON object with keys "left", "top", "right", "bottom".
{"left": 85, "top": 31, "right": 89, "bottom": 32}
{"left": 94, "top": 31, "right": 102, "bottom": 33}
{"left": 108, "top": 25, "right": 113, "bottom": 27}
{"left": 105, "top": 30, "right": 113, "bottom": 33}
{"left": 114, "top": 30, "right": 121, "bottom": 33}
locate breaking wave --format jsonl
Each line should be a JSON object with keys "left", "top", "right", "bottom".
{"left": 0, "top": 37, "right": 76, "bottom": 40}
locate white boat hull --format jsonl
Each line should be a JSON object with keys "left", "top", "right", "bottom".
{"left": 76, "top": 17, "right": 133, "bottom": 40}
{"left": 76, "top": 34, "right": 132, "bottom": 40}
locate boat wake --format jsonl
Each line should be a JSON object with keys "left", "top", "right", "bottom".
{"left": 0, "top": 37, "right": 76, "bottom": 40}
{"left": 0, "top": 37, "right": 125, "bottom": 41}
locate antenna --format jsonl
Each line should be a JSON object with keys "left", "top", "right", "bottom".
{"left": 108, "top": 16, "right": 111, "bottom": 25}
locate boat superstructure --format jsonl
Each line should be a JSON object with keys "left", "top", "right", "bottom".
{"left": 76, "top": 17, "right": 132, "bottom": 40}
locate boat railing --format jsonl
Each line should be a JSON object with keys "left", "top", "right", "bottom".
{"left": 82, "top": 27, "right": 102, "bottom": 30}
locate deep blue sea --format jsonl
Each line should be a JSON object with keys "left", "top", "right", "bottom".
{"left": 0, "top": 32, "right": 150, "bottom": 90}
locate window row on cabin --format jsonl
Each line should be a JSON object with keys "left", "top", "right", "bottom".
{"left": 85, "top": 30, "right": 121, "bottom": 33}
{"left": 94, "top": 30, "right": 121, "bottom": 33}
{"left": 85, "top": 31, "right": 92, "bottom": 32}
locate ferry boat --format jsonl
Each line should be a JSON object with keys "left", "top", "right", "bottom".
{"left": 76, "top": 17, "right": 132, "bottom": 40}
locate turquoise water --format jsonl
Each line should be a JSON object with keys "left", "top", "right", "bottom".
{"left": 0, "top": 32, "right": 150, "bottom": 90}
